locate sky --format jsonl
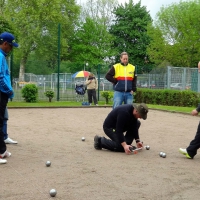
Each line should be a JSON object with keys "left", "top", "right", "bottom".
{"left": 118, "top": 0, "right": 187, "bottom": 19}
{"left": 78, "top": 0, "right": 188, "bottom": 19}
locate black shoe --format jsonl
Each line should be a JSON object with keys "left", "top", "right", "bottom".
{"left": 94, "top": 135, "right": 102, "bottom": 150}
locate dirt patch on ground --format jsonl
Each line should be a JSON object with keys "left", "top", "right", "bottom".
{"left": 1, "top": 107, "right": 200, "bottom": 200}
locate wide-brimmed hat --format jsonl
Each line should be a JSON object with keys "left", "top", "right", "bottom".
{"left": 0, "top": 32, "right": 18, "bottom": 47}
{"left": 133, "top": 103, "right": 148, "bottom": 120}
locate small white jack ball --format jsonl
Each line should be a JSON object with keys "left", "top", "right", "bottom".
{"left": 162, "top": 153, "right": 166, "bottom": 158}
{"left": 145, "top": 145, "right": 150, "bottom": 150}
{"left": 50, "top": 189, "right": 57, "bottom": 197}
{"left": 82, "top": 137, "right": 85, "bottom": 141}
{"left": 46, "top": 161, "right": 51, "bottom": 167}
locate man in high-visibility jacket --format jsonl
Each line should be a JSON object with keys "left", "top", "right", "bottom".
{"left": 105, "top": 52, "right": 137, "bottom": 109}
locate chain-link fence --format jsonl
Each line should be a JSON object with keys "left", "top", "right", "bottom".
{"left": 13, "top": 72, "right": 114, "bottom": 102}
{"left": 137, "top": 66, "right": 199, "bottom": 92}
{"left": 12, "top": 66, "right": 199, "bottom": 102}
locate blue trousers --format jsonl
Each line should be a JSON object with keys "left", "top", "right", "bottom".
{"left": 113, "top": 91, "right": 133, "bottom": 109}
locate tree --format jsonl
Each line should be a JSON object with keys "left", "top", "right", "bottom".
{"left": 68, "top": 0, "right": 117, "bottom": 71}
{"left": 4, "top": 0, "right": 80, "bottom": 81}
{"left": 44, "top": 90, "right": 54, "bottom": 102}
{"left": 82, "top": 0, "right": 117, "bottom": 28}
{"left": 147, "top": 0, "right": 200, "bottom": 67}
{"left": 0, "top": 17, "right": 14, "bottom": 34}
{"left": 69, "top": 17, "right": 115, "bottom": 68}
{"left": 109, "top": 0, "right": 152, "bottom": 66}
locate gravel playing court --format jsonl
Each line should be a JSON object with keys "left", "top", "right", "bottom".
{"left": 1, "top": 107, "right": 200, "bottom": 200}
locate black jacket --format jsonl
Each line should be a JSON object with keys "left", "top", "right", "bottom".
{"left": 103, "top": 104, "right": 139, "bottom": 143}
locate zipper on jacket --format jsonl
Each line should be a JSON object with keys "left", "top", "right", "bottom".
{"left": 124, "top": 66, "right": 127, "bottom": 91}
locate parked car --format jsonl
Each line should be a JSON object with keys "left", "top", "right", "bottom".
{"left": 137, "top": 81, "right": 141, "bottom": 87}
{"left": 141, "top": 83, "right": 148, "bottom": 88}
{"left": 170, "top": 83, "right": 182, "bottom": 90}
{"left": 140, "top": 82, "right": 156, "bottom": 88}
{"left": 150, "top": 81, "right": 156, "bottom": 88}
{"left": 185, "top": 84, "right": 191, "bottom": 90}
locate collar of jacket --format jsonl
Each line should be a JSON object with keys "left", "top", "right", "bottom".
{"left": 120, "top": 62, "right": 128, "bottom": 66}
{"left": 0, "top": 48, "right": 7, "bottom": 57}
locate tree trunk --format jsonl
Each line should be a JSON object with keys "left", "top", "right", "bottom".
{"left": 19, "top": 57, "right": 27, "bottom": 82}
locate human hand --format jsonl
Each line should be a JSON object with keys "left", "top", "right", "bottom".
{"left": 9, "top": 91, "right": 14, "bottom": 99}
{"left": 124, "top": 145, "right": 132, "bottom": 155}
{"left": 130, "top": 90, "right": 134, "bottom": 95}
{"left": 136, "top": 142, "right": 143, "bottom": 148}
{"left": 191, "top": 109, "right": 198, "bottom": 116}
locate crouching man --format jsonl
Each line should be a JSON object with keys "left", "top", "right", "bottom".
{"left": 94, "top": 103, "right": 148, "bottom": 154}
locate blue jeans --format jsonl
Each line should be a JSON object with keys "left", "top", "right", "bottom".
{"left": 113, "top": 91, "right": 133, "bottom": 109}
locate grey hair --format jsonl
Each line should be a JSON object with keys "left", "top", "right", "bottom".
{"left": 120, "top": 52, "right": 128, "bottom": 58}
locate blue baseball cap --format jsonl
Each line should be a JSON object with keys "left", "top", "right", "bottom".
{"left": 0, "top": 32, "right": 18, "bottom": 47}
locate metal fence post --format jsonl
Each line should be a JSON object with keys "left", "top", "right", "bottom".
{"left": 97, "top": 64, "right": 101, "bottom": 101}
{"left": 167, "top": 66, "right": 171, "bottom": 89}
{"left": 57, "top": 23, "right": 61, "bottom": 101}
{"left": 198, "top": 70, "right": 200, "bottom": 93}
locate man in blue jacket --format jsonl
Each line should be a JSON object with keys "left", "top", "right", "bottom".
{"left": 0, "top": 32, "right": 18, "bottom": 164}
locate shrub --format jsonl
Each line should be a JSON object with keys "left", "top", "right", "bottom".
{"left": 21, "top": 84, "right": 38, "bottom": 102}
{"left": 101, "top": 91, "right": 113, "bottom": 104}
{"left": 44, "top": 90, "right": 54, "bottom": 102}
{"left": 135, "top": 88, "right": 200, "bottom": 107}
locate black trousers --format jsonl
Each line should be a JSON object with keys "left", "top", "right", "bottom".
{"left": 0, "top": 92, "right": 8, "bottom": 154}
{"left": 187, "top": 121, "right": 200, "bottom": 158}
{"left": 87, "top": 89, "right": 97, "bottom": 104}
{"left": 101, "top": 120, "right": 141, "bottom": 152}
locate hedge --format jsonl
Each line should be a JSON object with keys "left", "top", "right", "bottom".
{"left": 135, "top": 88, "right": 200, "bottom": 107}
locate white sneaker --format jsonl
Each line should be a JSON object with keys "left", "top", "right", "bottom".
{"left": 4, "top": 137, "right": 18, "bottom": 144}
{"left": 0, "top": 158, "right": 7, "bottom": 164}
{"left": 4, "top": 151, "right": 11, "bottom": 158}
{"left": 0, "top": 151, "right": 11, "bottom": 158}
{"left": 179, "top": 148, "right": 192, "bottom": 159}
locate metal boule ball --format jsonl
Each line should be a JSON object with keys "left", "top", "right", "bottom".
{"left": 82, "top": 137, "right": 85, "bottom": 141}
{"left": 46, "top": 161, "right": 51, "bottom": 167}
{"left": 145, "top": 145, "right": 150, "bottom": 150}
{"left": 50, "top": 189, "right": 57, "bottom": 197}
{"left": 159, "top": 152, "right": 164, "bottom": 157}
{"left": 162, "top": 153, "right": 166, "bottom": 158}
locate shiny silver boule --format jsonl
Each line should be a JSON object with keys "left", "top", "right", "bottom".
{"left": 145, "top": 145, "right": 150, "bottom": 150}
{"left": 82, "top": 137, "right": 85, "bottom": 141}
{"left": 159, "top": 152, "right": 164, "bottom": 157}
{"left": 162, "top": 153, "right": 166, "bottom": 158}
{"left": 50, "top": 189, "right": 57, "bottom": 197}
{"left": 46, "top": 161, "right": 51, "bottom": 167}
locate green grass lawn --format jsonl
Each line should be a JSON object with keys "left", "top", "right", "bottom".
{"left": 7, "top": 101, "right": 196, "bottom": 114}
{"left": 7, "top": 101, "right": 113, "bottom": 107}
{"left": 147, "top": 104, "right": 194, "bottom": 114}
